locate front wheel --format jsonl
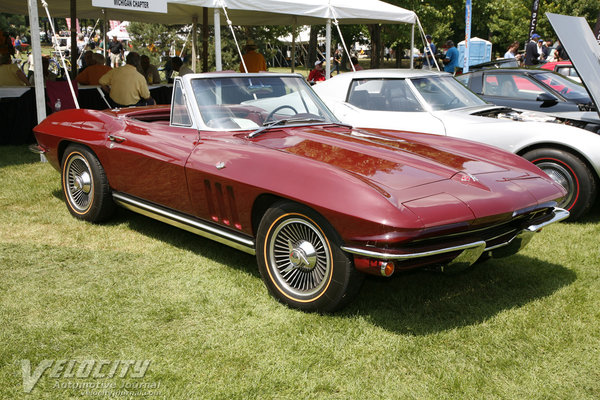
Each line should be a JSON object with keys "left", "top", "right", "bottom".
{"left": 61, "top": 144, "right": 115, "bottom": 222}
{"left": 256, "top": 201, "right": 363, "bottom": 312}
{"left": 523, "top": 148, "right": 597, "bottom": 220}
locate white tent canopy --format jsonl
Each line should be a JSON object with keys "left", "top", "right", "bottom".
{"left": 8, "top": 0, "right": 418, "bottom": 127}
{"left": 106, "top": 21, "right": 130, "bottom": 41}
{"left": 3, "top": 0, "right": 415, "bottom": 25}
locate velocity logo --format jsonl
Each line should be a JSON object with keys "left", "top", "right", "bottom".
{"left": 21, "top": 359, "right": 151, "bottom": 393}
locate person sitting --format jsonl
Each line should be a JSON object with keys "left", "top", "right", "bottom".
{"left": 350, "top": 56, "right": 363, "bottom": 71}
{"left": 308, "top": 60, "right": 326, "bottom": 84}
{"left": 171, "top": 56, "right": 193, "bottom": 77}
{"left": 239, "top": 39, "right": 267, "bottom": 73}
{"left": 137, "top": 55, "right": 161, "bottom": 84}
{"left": 0, "top": 53, "right": 29, "bottom": 86}
{"left": 76, "top": 53, "right": 111, "bottom": 85}
{"left": 79, "top": 50, "right": 94, "bottom": 74}
{"left": 29, "top": 56, "right": 58, "bottom": 85}
{"left": 98, "top": 52, "right": 155, "bottom": 107}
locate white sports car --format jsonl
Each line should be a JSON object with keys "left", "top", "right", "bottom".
{"left": 313, "top": 69, "right": 600, "bottom": 220}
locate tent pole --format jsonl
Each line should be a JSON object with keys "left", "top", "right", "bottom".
{"left": 325, "top": 19, "right": 331, "bottom": 79}
{"left": 70, "top": 0, "right": 76, "bottom": 78}
{"left": 291, "top": 17, "right": 296, "bottom": 73}
{"left": 27, "top": 0, "right": 46, "bottom": 125}
{"left": 410, "top": 23, "right": 414, "bottom": 69}
{"left": 214, "top": 8, "right": 222, "bottom": 71}
{"left": 191, "top": 16, "right": 198, "bottom": 72}
{"left": 202, "top": 7, "right": 208, "bottom": 72}
{"left": 102, "top": 9, "right": 107, "bottom": 62}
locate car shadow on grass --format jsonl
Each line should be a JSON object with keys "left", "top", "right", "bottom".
{"left": 344, "top": 256, "right": 576, "bottom": 335}
{"left": 75, "top": 204, "right": 576, "bottom": 330}
{"left": 109, "top": 208, "right": 259, "bottom": 277}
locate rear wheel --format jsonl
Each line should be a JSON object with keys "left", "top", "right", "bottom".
{"left": 256, "top": 201, "right": 363, "bottom": 312}
{"left": 523, "top": 148, "right": 597, "bottom": 220}
{"left": 61, "top": 144, "right": 115, "bottom": 222}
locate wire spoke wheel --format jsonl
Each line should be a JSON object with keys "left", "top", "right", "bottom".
{"left": 65, "top": 154, "right": 93, "bottom": 213}
{"left": 61, "top": 145, "right": 114, "bottom": 222}
{"left": 257, "top": 201, "right": 364, "bottom": 312}
{"left": 269, "top": 217, "right": 331, "bottom": 298}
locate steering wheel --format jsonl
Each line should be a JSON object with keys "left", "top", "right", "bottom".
{"left": 265, "top": 105, "right": 298, "bottom": 123}
{"left": 448, "top": 96, "right": 461, "bottom": 107}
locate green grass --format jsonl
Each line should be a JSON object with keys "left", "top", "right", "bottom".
{"left": 1, "top": 145, "right": 599, "bottom": 399}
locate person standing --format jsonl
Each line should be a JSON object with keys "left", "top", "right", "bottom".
{"left": 504, "top": 41, "right": 522, "bottom": 62}
{"left": 333, "top": 49, "right": 342, "bottom": 74}
{"left": 239, "top": 39, "right": 267, "bottom": 73}
{"left": 422, "top": 35, "right": 437, "bottom": 69}
{"left": 523, "top": 33, "right": 541, "bottom": 66}
{"left": 99, "top": 52, "right": 154, "bottom": 107}
{"left": 108, "top": 35, "right": 124, "bottom": 68}
{"left": 442, "top": 40, "right": 458, "bottom": 74}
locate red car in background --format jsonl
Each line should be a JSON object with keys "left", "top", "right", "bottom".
{"left": 540, "top": 61, "right": 581, "bottom": 83}
{"left": 32, "top": 73, "right": 568, "bottom": 311}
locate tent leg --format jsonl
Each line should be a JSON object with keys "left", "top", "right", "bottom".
{"left": 410, "top": 23, "right": 414, "bottom": 69}
{"left": 214, "top": 8, "right": 222, "bottom": 71}
{"left": 291, "top": 17, "right": 296, "bottom": 73}
{"left": 27, "top": 0, "right": 47, "bottom": 161}
{"left": 191, "top": 16, "right": 197, "bottom": 72}
{"left": 202, "top": 7, "right": 208, "bottom": 72}
{"left": 325, "top": 19, "right": 331, "bottom": 79}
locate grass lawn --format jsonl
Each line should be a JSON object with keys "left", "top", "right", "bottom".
{"left": 1, "top": 145, "right": 599, "bottom": 399}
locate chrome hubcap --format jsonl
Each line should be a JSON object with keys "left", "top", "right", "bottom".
{"left": 65, "top": 155, "right": 93, "bottom": 212}
{"left": 537, "top": 161, "right": 575, "bottom": 209}
{"left": 269, "top": 218, "right": 331, "bottom": 297}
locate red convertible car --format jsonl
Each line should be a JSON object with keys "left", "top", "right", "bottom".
{"left": 33, "top": 73, "right": 568, "bottom": 311}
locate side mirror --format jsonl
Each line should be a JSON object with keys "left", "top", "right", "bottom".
{"left": 536, "top": 92, "right": 559, "bottom": 105}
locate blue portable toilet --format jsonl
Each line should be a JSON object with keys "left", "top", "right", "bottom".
{"left": 457, "top": 37, "right": 492, "bottom": 68}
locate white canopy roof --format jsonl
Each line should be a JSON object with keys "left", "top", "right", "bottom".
{"left": 2, "top": 0, "right": 416, "bottom": 25}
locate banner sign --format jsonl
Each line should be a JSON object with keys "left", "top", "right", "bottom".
{"left": 463, "top": 0, "right": 472, "bottom": 73}
{"left": 92, "top": 0, "right": 167, "bottom": 14}
{"left": 528, "top": 0, "right": 541, "bottom": 40}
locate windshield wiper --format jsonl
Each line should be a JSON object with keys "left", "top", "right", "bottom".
{"left": 248, "top": 116, "right": 325, "bottom": 138}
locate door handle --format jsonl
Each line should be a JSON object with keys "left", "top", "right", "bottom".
{"left": 108, "top": 135, "right": 126, "bottom": 143}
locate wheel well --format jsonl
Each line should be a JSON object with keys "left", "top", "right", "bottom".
{"left": 517, "top": 143, "right": 600, "bottom": 182}
{"left": 57, "top": 140, "right": 93, "bottom": 166}
{"left": 251, "top": 194, "right": 286, "bottom": 236}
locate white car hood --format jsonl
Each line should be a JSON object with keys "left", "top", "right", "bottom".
{"left": 547, "top": 12, "right": 600, "bottom": 119}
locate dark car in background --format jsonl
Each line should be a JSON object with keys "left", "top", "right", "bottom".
{"left": 456, "top": 68, "right": 600, "bottom": 133}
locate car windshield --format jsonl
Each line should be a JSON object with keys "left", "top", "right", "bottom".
{"left": 190, "top": 75, "right": 338, "bottom": 130}
{"left": 534, "top": 72, "right": 590, "bottom": 101}
{"left": 409, "top": 76, "right": 486, "bottom": 110}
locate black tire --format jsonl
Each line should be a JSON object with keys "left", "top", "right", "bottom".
{"left": 256, "top": 201, "right": 364, "bottom": 312}
{"left": 523, "top": 148, "right": 597, "bottom": 220}
{"left": 61, "top": 144, "right": 115, "bottom": 222}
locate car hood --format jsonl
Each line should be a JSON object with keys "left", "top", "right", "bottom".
{"left": 547, "top": 12, "right": 600, "bottom": 119}
{"left": 252, "top": 125, "right": 563, "bottom": 221}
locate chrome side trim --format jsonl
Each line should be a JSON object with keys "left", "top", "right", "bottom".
{"left": 341, "top": 240, "right": 486, "bottom": 260}
{"left": 112, "top": 192, "right": 256, "bottom": 255}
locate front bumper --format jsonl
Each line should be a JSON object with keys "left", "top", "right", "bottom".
{"left": 342, "top": 207, "right": 569, "bottom": 274}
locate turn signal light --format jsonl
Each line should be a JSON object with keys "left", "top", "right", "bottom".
{"left": 354, "top": 258, "right": 395, "bottom": 277}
